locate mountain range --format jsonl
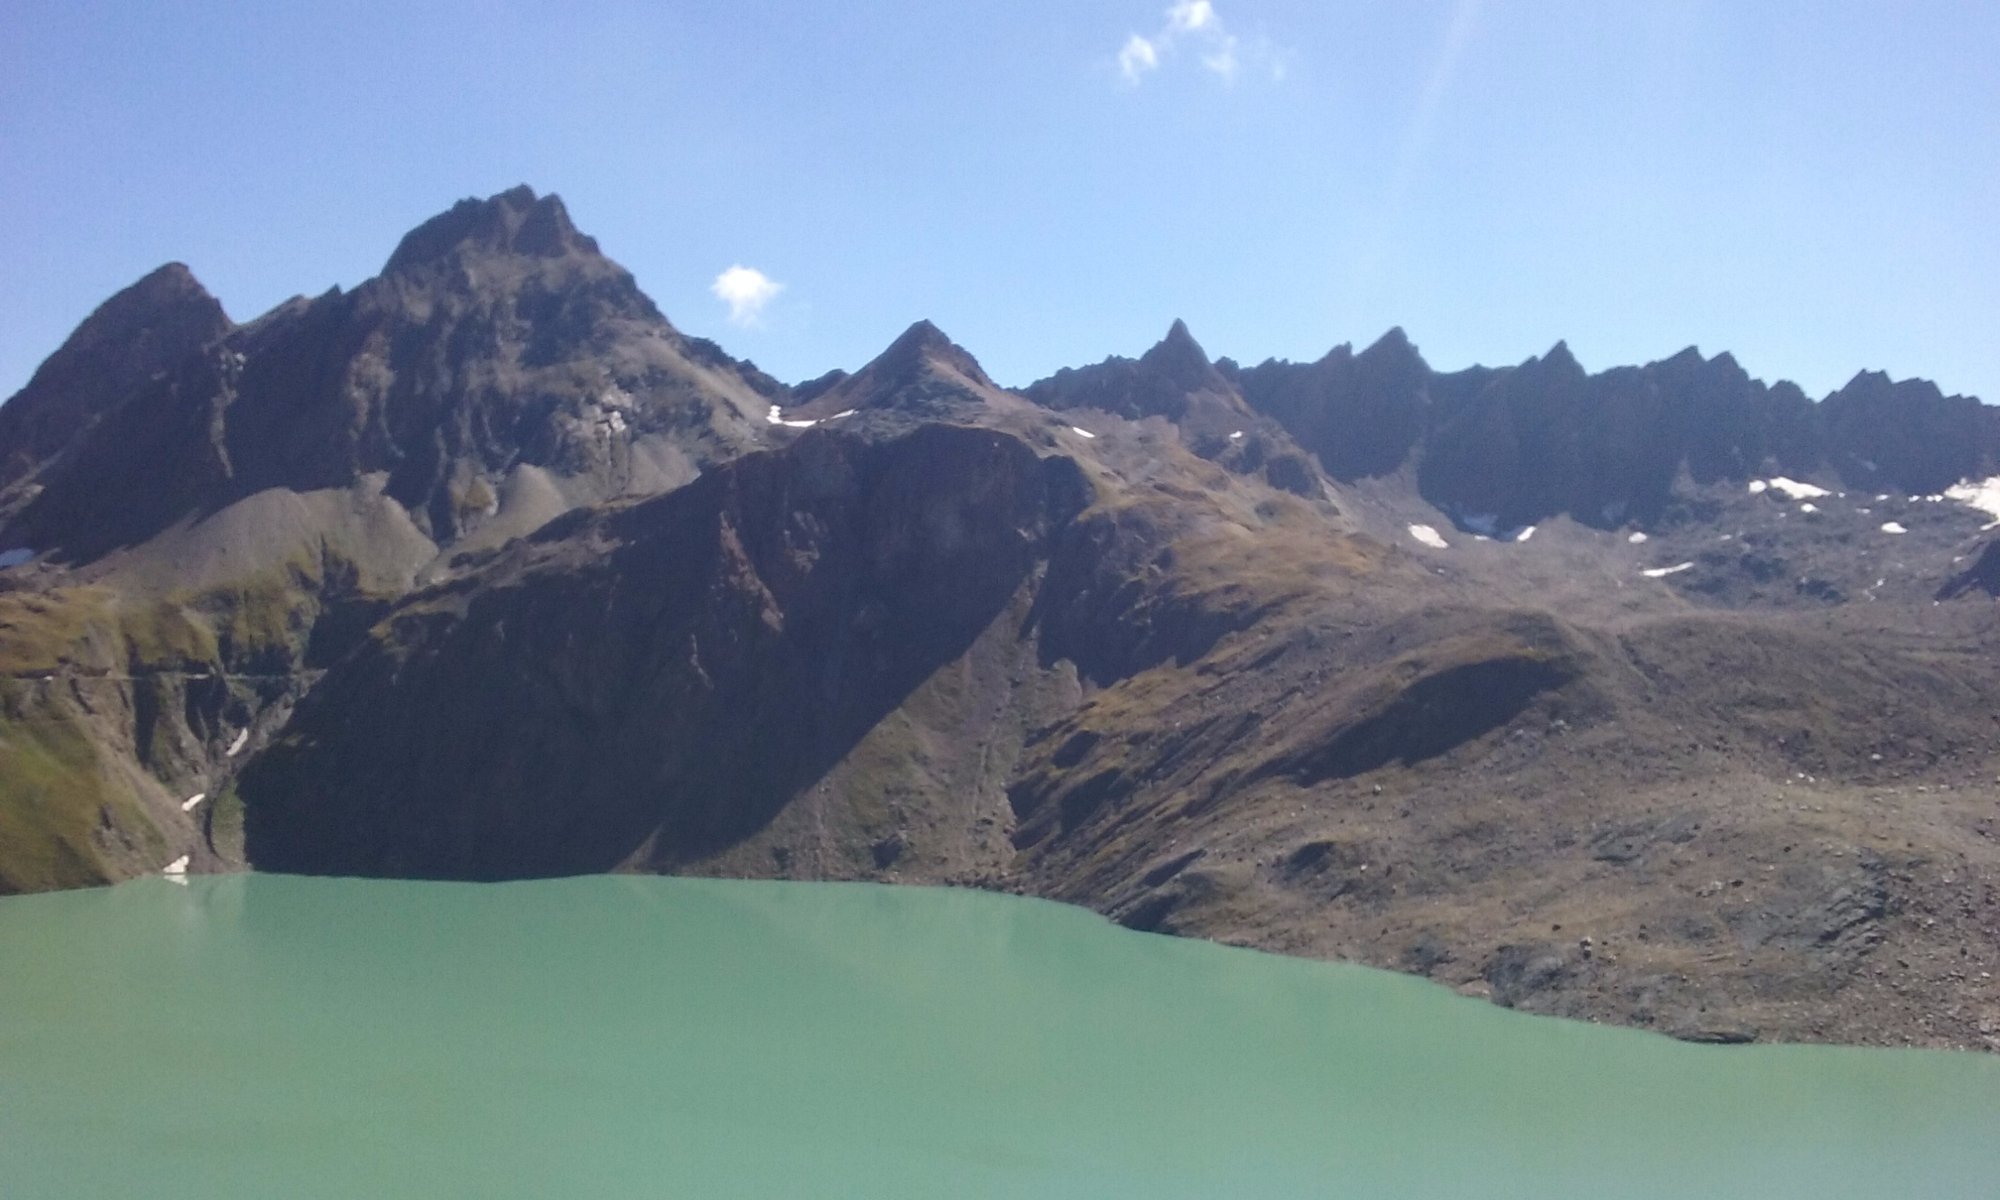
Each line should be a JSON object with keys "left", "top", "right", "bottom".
{"left": 3, "top": 186, "right": 1997, "bottom": 1051}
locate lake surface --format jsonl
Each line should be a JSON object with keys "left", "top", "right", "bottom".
{"left": 2, "top": 875, "right": 1996, "bottom": 1198}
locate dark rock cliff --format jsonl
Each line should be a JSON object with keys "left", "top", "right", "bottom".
{"left": 1181, "top": 333, "right": 1987, "bottom": 530}
{"left": 6, "top": 185, "right": 2000, "bottom": 1053}
{"left": 0, "top": 264, "right": 231, "bottom": 496}
{"left": 239, "top": 425, "right": 1091, "bottom": 878}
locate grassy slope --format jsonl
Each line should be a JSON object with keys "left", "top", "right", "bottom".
{"left": 0, "top": 559, "right": 337, "bottom": 892}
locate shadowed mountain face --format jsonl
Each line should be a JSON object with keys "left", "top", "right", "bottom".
{"left": 1028, "top": 319, "right": 1244, "bottom": 426}
{"left": 240, "top": 426, "right": 1092, "bottom": 879}
{"left": 1229, "top": 328, "right": 1432, "bottom": 481}
{"left": 4, "top": 186, "right": 2000, "bottom": 1054}
{"left": 0, "top": 264, "right": 231, "bottom": 496}
{"left": 1, "top": 186, "right": 778, "bottom": 563}
{"left": 1224, "top": 332, "right": 1989, "bottom": 530}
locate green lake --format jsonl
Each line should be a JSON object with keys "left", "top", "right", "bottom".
{"left": 2, "top": 874, "right": 1995, "bottom": 1197}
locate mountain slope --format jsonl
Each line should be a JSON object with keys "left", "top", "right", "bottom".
{"left": 0, "top": 263, "right": 231, "bottom": 502}
{"left": 3, "top": 187, "right": 779, "bottom": 568}
{"left": 3, "top": 186, "right": 1998, "bottom": 1051}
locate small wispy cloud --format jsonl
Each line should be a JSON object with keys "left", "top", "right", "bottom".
{"left": 1118, "top": 33, "right": 1160, "bottom": 83}
{"left": 1116, "top": 1, "right": 1286, "bottom": 86}
{"left": 711, "top": 265, "right": 783, "bottom": 327}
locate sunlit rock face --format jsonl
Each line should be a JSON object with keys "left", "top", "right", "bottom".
{"left": 5, "top": 184, "right": 2000, "bottom": 1052}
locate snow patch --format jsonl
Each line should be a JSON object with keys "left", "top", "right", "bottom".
{"left": 1514, "top": 525, "right": 1536, "bottom": 543}
{"left": 828, "top": 409, "right": 857, "bottom": 420}
{"left": 1880, "top": 521, "right": 1908, "bottom": 534}
{"left": 1228, "top": 430, "right": 1244, "bottom": 440}
{"left": 1068, "top": 426, "right": 1097, "bottom": 439}
{"left": 1945, "top": 476, "right": 2000, "bottom": 521}
{"left": 1764, "top": 477, "right": 1830, "bottom": 500}
{"left": 181, "top": 793, "right": 206, "bottom": 813}
{"left": 1746, "top": 481, "right": 1769, "bottom": 495}
{"left": 225, "top": 730, "right": 249, "bottom": 757}
{"left": 1408, "top": 524, "right": 1449, "bottom": 550}
{"left": 0, "top": 548, "right": 30, "bottom": 569}
{"left": 1798, "top": 503, "right": 1819, "bottom": 514}
{"left": 766, "top": 404, "right": 819, "bottom": 429}
{"left": 1627, "top": 532, "right": 1648, "bottom": 544}
{"left": 1642, "top": 562, "right": 1695, "bottom": 578}
{"left": 162, "top": 855, "right": 189, "bottom": 876}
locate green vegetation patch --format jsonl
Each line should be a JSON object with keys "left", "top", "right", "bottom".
{"left": 0, "top": 707, "right": 131, "bottom": 894}
{"left": 0, "top": 587, "right": 119, "bottom": 675}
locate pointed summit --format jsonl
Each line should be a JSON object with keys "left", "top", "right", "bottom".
{"left": 866, "top": 320, "right": 993, "bottom": 387}
{"left": 0, "top": 262, "right": 232, "bottom": 489}
{"left": 3, "top": 186, "right": 784, "bottom": 561}
{"left": 382, "top": 185, "right": 599, "bottom": 274}
{"left": 880, "top": 319, "right": 956, "bottom": 362}
{"left": 808, "top": 321, "right": 999, "bottom": 417}
{"left": 1357, "top": 326, "right": 1426, "bottom": 371}
{"left": 20, "top": 264, "right": 229, "bottom": 380}
{"left": 1138, "top": 318, "right": 1220, "bottom": 390}
{"left": 1360, "top": 326, "right": 1412, "bottom": 356}
{"left": 1024, "top": 319, "right": 1250, "bottom": 430}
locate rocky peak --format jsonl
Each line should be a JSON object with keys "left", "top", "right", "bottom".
{"left": 0, "top": 262, "right": 232, "bottom": 490}
{"left": 381, "top": 185, "right": 599, "bottom": 275}
{"left": 1535, "top": 339, "right": 1586, "bottom": 379}
{"left": 1357, "top": 326, "right": 1414, "bottom": 362}
{"left": 810, "top": 321, "right": 999, "bottom": 415}
{"left": 1657, "top": 345, "right": 1706, "bottom": 371}
{"left": 1024, "top": 319, "right": 1249, "bottom": 431}
{"left": 1232, "top": 328, "right": 1429, "bottom": 483}
{"left": 1353, "top": 327, "right": 1429, "bottom": 385}
{"left": 1138, "top": 319, "right": 1225, "bottom": 392}
{"left": 881, "top": 319, "right": 957, "bottom": 364}
{"left": 1819, "top": 369, "right": 1991, "bottom": 494}
{"left": 878, "top": 320, "right": 987, "bottom": 384}
{"left": 1, "top": 189, "right": 779, "bottom": 562}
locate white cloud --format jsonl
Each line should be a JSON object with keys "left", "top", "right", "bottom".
{"left": 1116, "top": 2, "right": 1284, "bottom": 87}
{"left": 1167, "top": 0, "right": 1215, "bottom": 33}
{"left": 1118, "top": 34, "right": 1159, "bottom": 83}
{"left": 711, "top": 265, "right": 783, "bottom": 327}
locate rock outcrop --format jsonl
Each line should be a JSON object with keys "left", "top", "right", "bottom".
{"left": 2, "top": 186, "right": 778, "bottom": 564}
{"left": 4, "top": 184, "right": 1999, "bottom": 1054}
{"left": 241, "top": 425, "right": 1091, "bottom": 879}
{"left": 0, "top": 263, "right": 231, "bottom": 497}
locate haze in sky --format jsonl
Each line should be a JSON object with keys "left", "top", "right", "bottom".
{"left": 3, "top": 1, "right": 1995, "bottom": 403}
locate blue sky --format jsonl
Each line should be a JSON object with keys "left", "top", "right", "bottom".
{"left": 4, "top": 1, "right": 1996, "bottom": 402}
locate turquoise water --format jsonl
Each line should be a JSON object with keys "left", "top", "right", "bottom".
{"left": 1, "top": 874, "right": 1995, "bottom": 1198}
